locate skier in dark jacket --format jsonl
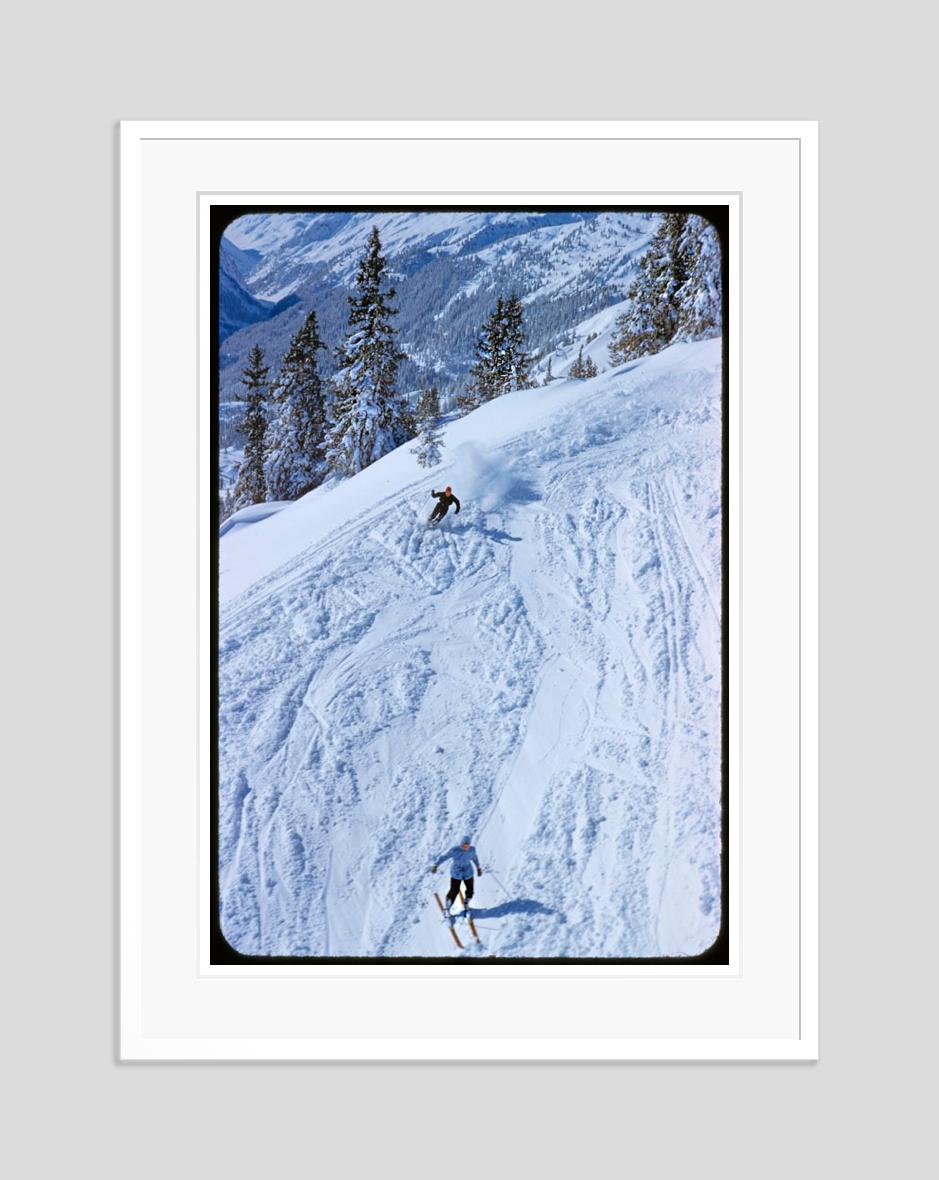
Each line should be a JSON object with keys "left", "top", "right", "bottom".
{"left": 428, "top": 485, "right": 460, "bottom": 525}
{"left": 431, "top": 836, "right": 482, "bottom": 912}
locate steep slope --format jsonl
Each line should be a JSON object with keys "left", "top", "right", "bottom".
{"left": 218, "top": 337, "right": 722, "bottom": 958}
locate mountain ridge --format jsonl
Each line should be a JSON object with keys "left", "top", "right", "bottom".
{"left": 218, "top": 211, "right": 659, "bottom": 419}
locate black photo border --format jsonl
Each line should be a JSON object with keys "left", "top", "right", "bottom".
{"left": 210, "top": 204, "right": 730, "bottom": 966}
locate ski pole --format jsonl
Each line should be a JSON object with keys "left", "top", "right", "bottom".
{"left": 484, "top": 864, "right": 511, "bottom": 898}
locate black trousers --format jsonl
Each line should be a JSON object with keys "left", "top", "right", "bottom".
{"left": 446, "top": 876, "right": 474, "bottom": 905}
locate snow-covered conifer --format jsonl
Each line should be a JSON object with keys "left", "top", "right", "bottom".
{"left": 326, "top": 227, "right": 408, "bottom": 476}
{"left": 570, "top": 344, "right": 597, "bottom": 379}
{"left": 609, "top": 219, "right": 678, "bottom": 364}
{"left": 608, "top": 212, "right": 721, "bottom": 365}
{"left": 461, "top": 292, "right": 533, "bottom": 411}
{"left": 503, "top": 293, "right": 534, "bottom": 391}
{"left": 674, "top": 215, "right": 722, "bottom": 342}
{"left": 462, "top": 298, "right": 506, "bottom": 408}
{"left": 543, "top": 356, "right": 555, "bottom": 385}
{"left": 232, "top": 344, "right": 269, "bottom": 508}
{"left": 410, "top": 386, "right": 445, "bottom": 468}
{"left": 265, "top": 309, "right": 328, "bottom": 499}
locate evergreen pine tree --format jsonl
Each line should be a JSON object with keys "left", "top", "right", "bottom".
{"left": 460, "top": 292, "right": 533, "bottom": 411}
{"left": 543, "top": 356, "right": 555, "bottom": 385}
{"left": 503, "top": 293, "right": 534, "bottom": 391}
{"left": 461, "top": 298, "right": 506, "bottom": 409}
{"left": 674, "top": 215, "right": 722, "bottom": 342}
{"left": 657, "top": 212, "right": 691, "bottom": 339}
{"left": 569, "top": 344, "right": 597, "bottom": 380}
{"left": 410, "top": 385, "right": 445, "bottom": 468}
{"left": 232, "top": 344, "right": 269, "bottom": 509}
{"left": 455, "top": 384, "right": 481, "bottom": 414}
{"left": 265, "top": 309, "right": 328, "bottom": 500}
{"left": 608, "top": 268, "right": 654, "bottom": 365}
{"left": 609, "top": 212, "right": 697, "bottom": 365}
{"left": 326, "top": 227, "right": 408, "bottom": 476}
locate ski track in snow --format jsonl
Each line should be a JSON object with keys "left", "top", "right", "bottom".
{"left": 218, "top": 342, "right": 722, "bottom": 958}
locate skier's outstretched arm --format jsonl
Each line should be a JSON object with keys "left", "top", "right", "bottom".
{"left": 430, "top": 847, "right": 454, "bottom": 873}
{"left": 472, "top": 849, "right": 482, "bottom": 875}
{"left": 453, "top": 496, "right": 461, "bottom": 514}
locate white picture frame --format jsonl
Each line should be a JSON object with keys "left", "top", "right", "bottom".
{"left": 121, "top": 120, "right": 817, "bottom": 1060}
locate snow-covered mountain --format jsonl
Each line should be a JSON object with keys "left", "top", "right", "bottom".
{"left": 227, "top": 211, "right": 635, "bottom": 299}
{"left": 218, "top": 326, "right": 723, "bottom": 959}
{"left": 218, "top": 211, "right": 659, "bottom": 414}
{"left": 219, "top": 237, "right": 299, "bottom": 343}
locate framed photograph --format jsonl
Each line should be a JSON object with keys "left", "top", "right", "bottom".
{"left": 121, "top": 120, "right": 817, "bottom": 1059}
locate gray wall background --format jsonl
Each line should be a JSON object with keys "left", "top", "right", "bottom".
{"left": 5, "top": 2, "right": 932, "bottom": 1175}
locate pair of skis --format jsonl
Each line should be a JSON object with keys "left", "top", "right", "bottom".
{"left": 434, "top": 891, "right": 480, "bottom": 948}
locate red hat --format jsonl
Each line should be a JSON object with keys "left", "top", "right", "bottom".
{"left": 445, "top": 486, "right": 452, "bottom": 494}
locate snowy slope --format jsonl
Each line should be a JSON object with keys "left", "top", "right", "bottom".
{"left": 219, "top": 501, "right": 291, "bottom": 539}
{"left": 533, "top": 299, "right": 632, "bottom": 383}
{"left": 218, "top": 336, "right": 722, "bottom": 958}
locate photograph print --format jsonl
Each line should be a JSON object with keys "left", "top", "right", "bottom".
{"left": 212, "top": 207, "right": 728, "bottom": 963}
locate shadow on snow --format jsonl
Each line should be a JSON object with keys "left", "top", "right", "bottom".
{"left": 468, "top": 898, "right": 556, "bottom": 921}
{"left": 475, "top": 523, "right": 522, "bottom": 544}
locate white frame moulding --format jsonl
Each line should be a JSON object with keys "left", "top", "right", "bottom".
{"left": 120, "top": 120, "right": 818, "bottom": 1061}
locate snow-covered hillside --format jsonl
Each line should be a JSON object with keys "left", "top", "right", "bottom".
{"left": 218, "top": 334, "right": 723, "bottom": 959}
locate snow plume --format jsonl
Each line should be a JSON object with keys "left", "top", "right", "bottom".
{"left": 449, "top": 441, "right": 540, "bottom": 514}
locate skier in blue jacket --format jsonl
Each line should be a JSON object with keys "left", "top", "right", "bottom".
{"left": 431, "top": 836, "right": 483, "bottom": 912}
